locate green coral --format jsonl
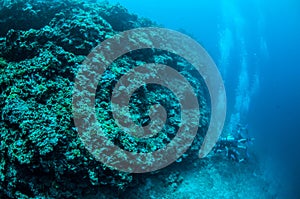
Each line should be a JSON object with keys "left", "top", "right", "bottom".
{"left": 0, "top": 57, "right": 7, "bottom": 67}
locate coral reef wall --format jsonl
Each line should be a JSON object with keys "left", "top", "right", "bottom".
{"left": 0, "top": 0, "right": 209, "bottom": 198}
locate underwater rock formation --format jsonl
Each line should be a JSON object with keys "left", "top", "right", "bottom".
{"left": 0, "top": 0, "right": 209, "bottom": 198}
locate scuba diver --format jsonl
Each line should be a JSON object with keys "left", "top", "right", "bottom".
{"left": 213, "top": 124, "right": 255, "bottom": 162}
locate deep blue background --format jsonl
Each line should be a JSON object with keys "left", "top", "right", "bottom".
{"left": 110, "top": 0, "right": 300, "bottom": 196}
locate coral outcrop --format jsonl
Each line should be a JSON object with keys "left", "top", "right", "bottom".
{"left": 0, "top": 0, "right": 209, "bottom": 198}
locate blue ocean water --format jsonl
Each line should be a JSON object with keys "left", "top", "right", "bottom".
{"left": 1, "top": 0, "right": 299, "bottom": 197}
{"left": 110, "top": 0, "right": 300, "bottom": 196}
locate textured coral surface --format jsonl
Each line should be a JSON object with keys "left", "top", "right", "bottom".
{"left": 0, "top": 0, "right": 209, "bottom": 198}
